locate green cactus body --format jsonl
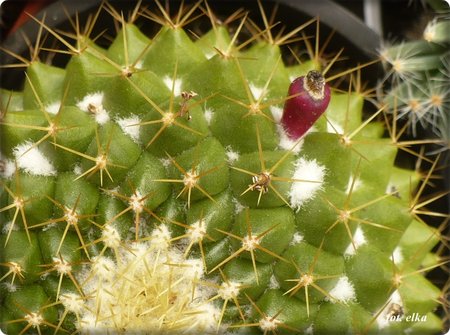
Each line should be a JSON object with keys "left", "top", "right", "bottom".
{"left": 0, "top": 2, "right": 446, "bottom": 334}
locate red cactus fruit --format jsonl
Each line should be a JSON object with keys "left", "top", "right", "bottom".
{"left": 281, "top": 70, "right": 331, "bottom": 140}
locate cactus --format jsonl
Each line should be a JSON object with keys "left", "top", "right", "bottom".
{"left": 379, "top": 6, "right": 450, "bottom": 147}
{"left": 0, "top": 2, "right": 448, "bottom": 334}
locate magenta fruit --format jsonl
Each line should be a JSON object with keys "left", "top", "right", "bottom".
{"left": 281, "top": 70, "right": 331, "bottom": 140}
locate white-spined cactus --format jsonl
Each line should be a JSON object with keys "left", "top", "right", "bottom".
{"left": 0, "top": 1, "right": 448, "bottom": 334}
{"left": 380, "top": 7, "right": 449, "bottom": 145}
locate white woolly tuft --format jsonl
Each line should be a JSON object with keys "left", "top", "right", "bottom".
{"left": 13, "top": 141, "right": 56, "bottom": 176}
{"left": 289, "top": 232, "right": 304, "bottom": 246}
{"left": 344, "top": 227, "right": 367, "bottom": 256}
{"left": 217, "top": 281, "right": 240, "bottom": 300}
{"left": 60, "top": 293, "right": 84, "bottom": 314}
{"left": 183, "top": 258, "right": 205, "bottom": 280}
{"left": 160, "top": 157, "right": 172, "bottom": 168}
{"left": 326, "top": 117, "right": 344, "bottom": 134}
{"left": 289, "top": 157, "right": 326, "bottom": 210}
{"left": 392, "top": 247, "right": 404, "bottom": 265}
{"left": 305, "top": 325, "right": 314, "bottom": 335}
{"left": 249, "top": 83, "right": 267, "bottom": 101}
{"left": 150, "top": 224, "right": 172, "bottom": 250}
{"left": 205, "top": 51, "right": 216, "bottom": 60}
{"left": 225, "top": 146, "right": 239, "bottom": 164}
{"left": 79, "top": 313, "right": 106, "bottom": 332}
{"left": 45, "top": 101, "right": 61, "bottom": 115}
{"left": 116, "top": 115, "right": 141, "bottom": 143}
{"left": 276, "top": 124, "right": 304, "bottom": 153}
{"left": 42, "top": 222, "right": 57, "bottom": 232}
{"left": 204, "top": 107, "right": 214, "bottom": 125}
{"left": 2, "top": 221, "right": 17, "bottom": 235}
{"left": 345, "top": 175, "right": 363, "bottom": 194}
{"left": 90, "top": 256, "right": 117, "bottom": 280}
{"left": 73, "top": 164, "right": 83, "bottom": 176}
{"left": 25, "top": 312, "right": 44, "bottom": 327}
{"left": 328, "top": 276, "right": 356, "bottom": 303}
{"left": 95, "top": 110, "right": 110, "bottom": 124}
{"left": 52, "top": 257, "right": 72, "bottom": 275}
{"left": 259, "top": 316, "right": 281, "bottom": 332}
{"left": 185, "top": 303, "right": 222, "bottom": 334}
{"left": 77, "top": 92, "right": 103, "bottom": 111}
{"left": 76, "top": 92, "right": 110, "bottom": 125}
{"left": 163, "top": 76, "right": 182, "bottom": 96}
{"left": 102, "top": 225, "right": 121, "bottom": 249}
{"left": 268, "top": 274, "right": 280, "bottom": 289}
{"left": 129, "top": 190, "right": 144, "bottom": 214}
{"left": 0, "top": 157, "right": 16, "bottom": 178}
{"left": 232, "top": 198, "right": 246, "bottom": 214}
{"left": 2, "top": 282, "right": 17, "bottom": 293}
{"left": 271, "top": 106, "right": 304, "bottom": 153}
{"left": 270, "top": 106, "right": 283, "bottom": 123}
{"left": 188, "top": 220, "right": 208, "bottom": 243}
